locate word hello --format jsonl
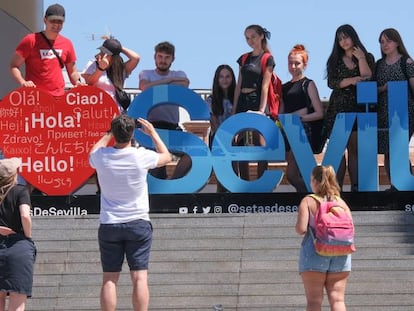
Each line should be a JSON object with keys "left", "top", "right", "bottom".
{"left": 21, "top": 156, "right": 74, "bottom": 173}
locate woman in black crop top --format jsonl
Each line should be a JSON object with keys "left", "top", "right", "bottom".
{"left": 232, "top": 24, "right": 275, "bottom": 180}
{"left": 280, "top": 45, "right": 324, "bottom": 192}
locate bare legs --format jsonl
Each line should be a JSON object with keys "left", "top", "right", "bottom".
{"left": 336, "top": 132, "right": 358, "bottom": 191}
{"left": 347, "top": 132, "right": 358, "bottom": 191}
{"left": 130, "top": 270, "right": 149, "bottom": 311}
{"left": 101, "top": 272, "right": 120, "bottom": 311}
{"left": 285, "top": 151, "right": 308, "bottom": 192}
{"left": 301, "top": 271, "right": 349, "bottom": 311}
{"left": 0, "top": 291, "right": 27, "bottom": 311}
{"left": 101, "top": 270, "right": 149, "bottom": 311}
{"left": 236, "top": 131, "right": 267, "bottom": 180}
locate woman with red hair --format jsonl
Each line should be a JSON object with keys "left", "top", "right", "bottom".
{"left": 280, "top": 44, "right": 324, "bottom": 192}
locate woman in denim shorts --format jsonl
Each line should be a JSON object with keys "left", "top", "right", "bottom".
{"left": 295, "top": 165, "right": 352, "bottom": 311}
{"left": 0, "top": 158, "right": 36, "bottom": 311}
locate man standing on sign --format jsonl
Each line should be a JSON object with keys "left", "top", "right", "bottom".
{"left": 9, "top": 3, "right": 82, "bottom": 99}
{"left": 8, "top": 3, "right": 82, "bottom": 194}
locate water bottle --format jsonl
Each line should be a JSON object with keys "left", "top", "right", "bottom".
{"left": 213, "top": 304, "right": 223, "bottom": 311}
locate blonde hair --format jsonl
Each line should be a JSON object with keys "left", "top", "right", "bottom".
{"left": 0, "top": 174, "right": 17, "bottom": 203}
{"left": 311, "top": 165, "right": 340, "bottom": 200}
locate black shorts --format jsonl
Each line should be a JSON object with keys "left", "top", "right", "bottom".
{"left": 236, "top": 91, "right": 260, "bottom": 113}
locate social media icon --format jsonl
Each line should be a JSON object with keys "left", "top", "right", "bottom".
{"left": 202, "top": 206, "right": 211, "bottom": 214}
{"left": 179, "top": 207, "right": 188, "bottom": 214}
{"left": 214, "top": 206, "right": 222, "bottom": 214}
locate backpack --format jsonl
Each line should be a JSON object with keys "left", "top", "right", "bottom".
{"left": 241, "top": 52, "right": 282, "bottom": 120}
{"left": 308, "top": 194, "right": 356, "bottom": 256}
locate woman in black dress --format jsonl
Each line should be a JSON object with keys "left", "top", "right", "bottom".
{"left": 374, "top": 28, "right": 414, "bottom": 190}
{"left": 326, "top": 24, "right": 375, "bottom": 191}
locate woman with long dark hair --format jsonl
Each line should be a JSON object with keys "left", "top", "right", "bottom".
{"left": 82, "top": 38, "right": 140, "bottom": 113}
{"left": 326, "top": 24, "right": 375, "bottom": 191}
{"left": 206, "top": 64, "right": 236, "bottom": 192}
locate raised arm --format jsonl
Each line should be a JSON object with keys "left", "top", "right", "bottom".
{"left": 137, "top": 117, "right": 172, "bottom": 166}
{"left": 122, "top": 46, "right": 140, "bottom": 77}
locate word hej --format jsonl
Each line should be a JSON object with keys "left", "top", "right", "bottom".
{"left": 0, "top": 86, "right": 118, "bottom": 195}
{"left": 127, "top": 83, "right": 414, "bottom": 194}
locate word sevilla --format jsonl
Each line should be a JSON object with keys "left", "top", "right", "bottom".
{"left": 128, "top": 82, "right": 414, "bottom": 194}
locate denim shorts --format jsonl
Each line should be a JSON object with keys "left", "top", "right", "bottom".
{"left": 0, "top": 233, "right": 37, "bottom": 297}
{"left": 98, "top": 219, "right": 153, "bottom": 272}
{"left": 299, "top": 231, "right": 351, "bottom": 273}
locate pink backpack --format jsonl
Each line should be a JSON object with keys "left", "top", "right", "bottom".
{"left": 308, "top": 194, "right": 356, "bottom": 256}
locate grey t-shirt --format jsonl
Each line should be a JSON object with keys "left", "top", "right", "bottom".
{"left": 139, "top": 69, "right": 188, "bottom": 124}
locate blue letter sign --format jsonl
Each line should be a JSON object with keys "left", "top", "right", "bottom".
{"left": 128, "top": 82, "right": 413, "bottom": 194}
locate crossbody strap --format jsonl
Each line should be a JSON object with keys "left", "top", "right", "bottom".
{"left": 306, "top": 196, "right": 316, "bottom": 240}
{"left": 39, "top": 32, "right": 64, "bottom": 68}
{"left": 301, "top": 78, "right": 312, "bottom": 113}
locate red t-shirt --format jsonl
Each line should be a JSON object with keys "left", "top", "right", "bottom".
{"left": 15, "top": 32, "right": 77, "bottom": 97}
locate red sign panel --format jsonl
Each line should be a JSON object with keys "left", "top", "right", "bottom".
{"left": 0, "top": 86, "right": 118, "bottom": 195}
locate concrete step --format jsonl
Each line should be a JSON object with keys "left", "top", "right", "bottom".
{"left": 26, "top": 211, "right": 414, "bottom": 310}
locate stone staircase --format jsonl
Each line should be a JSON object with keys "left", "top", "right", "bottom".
{"left": 27, "top": 210, "right": 414, "bottom": 311}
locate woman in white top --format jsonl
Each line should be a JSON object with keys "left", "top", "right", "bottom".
{"left": 82, "top": 38, "right": 140, "bottom": 113}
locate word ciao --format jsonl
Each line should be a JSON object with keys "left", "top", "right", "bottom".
{"left": 8, "top": 89, "right": 105, "bottom": 106}
{"left": 128, "top": 83, "right": 414, "bottom": 194}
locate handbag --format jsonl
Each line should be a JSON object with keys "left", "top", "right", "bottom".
{"left": 302, "top": 79, "right": 327, "bottom": 154}
{"left": 114, "top": 88, "right": 131, "bottom": 111}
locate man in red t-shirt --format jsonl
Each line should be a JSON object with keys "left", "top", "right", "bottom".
{"left": 9, "top": 3, "right": 81, "bottom": 97}
{"left": 8, "top": 3, "right": 82, "bottom": 194}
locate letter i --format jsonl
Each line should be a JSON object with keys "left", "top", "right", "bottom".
{"left": 24, "top": 117, "right": 29, "bottom": 133}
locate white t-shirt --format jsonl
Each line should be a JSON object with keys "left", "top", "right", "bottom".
{"left": 139, "top": 69, "right": 188, "bottom": 124}
{"left": 83, "top": 60, "right": 123, "bottom": 113}
{"left": 89, "top": 146, "right": 159, "bottom": 224}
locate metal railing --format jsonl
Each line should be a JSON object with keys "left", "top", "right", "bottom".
{"left": 124, "top": 88, "right": 212, "bottom": 101}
